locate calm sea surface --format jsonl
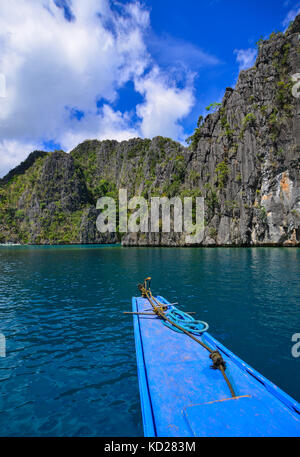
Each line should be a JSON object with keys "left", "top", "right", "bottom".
{"left": 0, "top": 245, "right": 299, "bottom": 436}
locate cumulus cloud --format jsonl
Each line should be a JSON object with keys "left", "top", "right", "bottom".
{"left": 135, "top": 67, "right": 194, "bottom": 141}
{"left": 60, "top": 104, "right": 139, "bottom": 151}
{"left": 0, "top": 0, "right": 151, "bottom": 175}
{"left": 234, "top": 48, "right": 257, "bottom": 71}
{"left": 0, "top": 0, "right": 212, "bottom": 176}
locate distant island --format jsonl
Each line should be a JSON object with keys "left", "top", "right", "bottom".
{"left": 1, "top": 15, "right": 300, "bottom": 247}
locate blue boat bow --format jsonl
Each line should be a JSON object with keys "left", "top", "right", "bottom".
{"left": 132, "top": 294, "right": 300, "bottom": 437}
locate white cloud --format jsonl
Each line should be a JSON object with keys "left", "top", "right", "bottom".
{"left": 135, "top": 67, "right": 194, "bottom": 141}
{"left": 60, "top": 104, "right": 139, "bottom": 151}
{"left": 234, "top": 48, "right": 257, "bottom": 71}
{"left": 282, "top": 4, "right": 300, "bottom": 29}
{"left": 0, "top": 0, "right": 200, "bottom": 176}
{"left": 0, "top": 0, "right": 148, "bottom": 175}
{"left": 0, "top": 139, "right": 43, "bottom": 177}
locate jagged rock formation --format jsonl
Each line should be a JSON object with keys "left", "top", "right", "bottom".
{"left": 181, "top": 19, "right": 300, "bottom": 246}
{"left": 0, "top": 137, "right": 186, "bottom": 244}
{"left": 0, "top": 15, "right": 300, "bottom": 246}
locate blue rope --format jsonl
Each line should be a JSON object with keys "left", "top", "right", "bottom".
{"left": 163, "top": 306, "right": 209, "bottom": 335}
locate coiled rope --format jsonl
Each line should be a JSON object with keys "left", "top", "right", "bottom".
{"left": 137, "top": 277, "right": 236, "bottom": 398}
{"left": 163, "top": 307, "right": 209, "bottom": 335}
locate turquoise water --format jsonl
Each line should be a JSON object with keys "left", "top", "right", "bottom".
{"left": 0, "top": 245, "right": 299, "bottom": 436}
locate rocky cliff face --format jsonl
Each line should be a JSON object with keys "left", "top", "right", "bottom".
{"left": 0, "top": 15, "right": 300, "bottom": 246}
{"left": 182, "top": 17, "right": 300, "bottom": 246}
{"left": 0, "top": 137, "right": 186, "bottom": 244}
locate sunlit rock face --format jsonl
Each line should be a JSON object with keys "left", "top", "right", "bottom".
{"left": 180, "top": 16, "right": 300, "bottom": 246}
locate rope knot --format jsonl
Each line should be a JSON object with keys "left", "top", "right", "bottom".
{"left": 209, "top": 350, "right": 226, "bottom": 370}
{"left": 138, "top": 283, "right": 147, "bottom": 297}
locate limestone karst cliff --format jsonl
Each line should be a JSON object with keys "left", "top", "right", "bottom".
{"left": 0, "top": 15, "right": 300, "bottom": 246}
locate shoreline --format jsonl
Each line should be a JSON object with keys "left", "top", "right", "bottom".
{"left": 0, "top": 242, "right": 299, "bottom": 248}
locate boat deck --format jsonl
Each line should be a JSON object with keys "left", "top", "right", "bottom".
{"left": 132, "top": 296, "right": 300, "bottom": 437}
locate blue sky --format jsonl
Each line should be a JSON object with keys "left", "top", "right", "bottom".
{"left": 120, "top": 0, "right": 300, "bottom": 133}
{"left": 0, "top": 0, "right": 299, "bottom": 176}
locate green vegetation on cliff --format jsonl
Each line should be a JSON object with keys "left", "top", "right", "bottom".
{"left": 1, "top": 13, "right": 300, "bottom": 246}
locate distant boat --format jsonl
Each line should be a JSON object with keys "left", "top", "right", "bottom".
{"left": 131, "top": 279, "right": 300, "bottom": 437}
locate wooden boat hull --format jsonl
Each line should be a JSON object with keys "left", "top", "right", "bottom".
{"left": 132, "top": 295, "right": 300, "bottom": 437}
